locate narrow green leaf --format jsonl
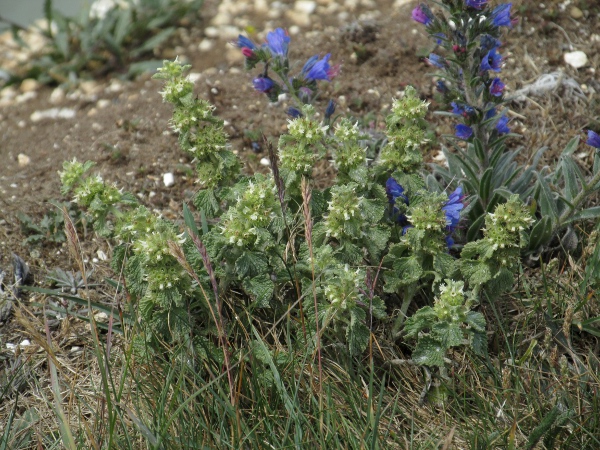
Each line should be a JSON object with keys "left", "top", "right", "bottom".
{"left": 183, "top": 203, "right": 199, "bottom": 237}
{"left": 471, "top": 138, "right": 485, "bottom": 163}
{"left": 560, "top": 136, "right": 580, "bottom": 157}
{"left": 565, "top": 206, "right": 600, "bottom": 225}
{"left": 466, "top": 215, "right": 485, "bottom": 242}
{"left": 479, "top": 167, "right": 493, "bottom": 202}
{"left": 131, "top": 27, "right": 175, "bottom": 57}
{"left": 536, "top": 173, "right": 559, "bottom": 220}
{"left": 528, "top": 216, "right": 553, "bottom": 251}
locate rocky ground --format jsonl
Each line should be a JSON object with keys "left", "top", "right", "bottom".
{"left": 0, "top": 0, "right": 599, "bottom": 342}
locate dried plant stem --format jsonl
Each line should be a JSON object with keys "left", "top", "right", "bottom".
{"left": 301, "top": 178, "right": 323, "bottom": 405}
{"left": 168, "top": 238, "right": 236, "bottom": 406}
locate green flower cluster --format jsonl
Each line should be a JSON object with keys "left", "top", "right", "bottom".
{"left": 460, "top": 195, "right": 534, "bottom": 296}
{"left": 379, "top": 86, "right": 429, "bottom": 173}
{"left": 324, "top": 264, "right": 363, "bottom": 310}
{"left": 404, "top": 279, "right": 486, "bottom": 367}
{"left": 332, "top": 118, "right": 367, "bottom": 175}
{"left": 220, "top": 175, "right": 281, "bottom": 248}
{"left": 324, "top": 183, "right": 365, "bottom": 240}
{"left": 278, "top": 105, "right": 328, "bottom": 178}
{"left": 433, "top": 279, "right": 470, "bottom": 322}
{"left": 153, "top": 59, "right": 239, "bottom": 190}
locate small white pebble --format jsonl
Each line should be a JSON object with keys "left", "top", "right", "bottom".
{"left": 260, "top": 157, "right": 270, "bottom": 166}
{"left": 564, "top": 50, "right": 588, "bottom": 69}
{"left": 163, "top": 173, "right": 175, "bottom": 187}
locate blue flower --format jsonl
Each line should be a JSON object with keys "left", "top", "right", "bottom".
{"left": 386, "top": 178, "right": 409, "bottom": 225}
{"left": 253, "top": 76, "right": 274, "bottom": 92}
{"left": 427, "top": 53, "right": 446, "bottom": 68}
{"left": 236, "top": 35, "right": 256, "bottom": 50}
{"left": 324, "top": 99, "right": 336, "bottom": 119}
{"left": 455, "top": 124, "right": 474, "bottom": 139}
{"left": 301, "top": 55, "right": 319, "bottom": 75}
{"left": 305, "top": 54, "right": 332, "bottom": 81}
{"left": 436, "top": 80, "right": 449, "bottom": 94}
{"left": 412, "top": 4, "right": 433, "bottom": 25}
{"left": 485, "top": 107, "right": 497, "bottom": 121}
{"left": 480, "top": 34, "right": 501, "bottom": 52}
{"left": 443, "top": 187, "right": 464, "bottom": 228}
{"left": 386, "top": 177, "right": 408, "bottom": 205}
{"left": 496, "top": 115, "right": 510, "bottom": 134}
{"left": 491, "top": 3, "right": 513, "bottom": 27}
{"left": 481, "top": 48, "right": 502, "bottom": 72}
{"left": 266, "top": 28, "right": 290, "bottom": 57}
{"left": 451, "top": 102, "right": 475, "bottom": 117}
{"left": 466, "top": 0, "right": 488, "bottom": 9}
{"left": 434, "top": 33, "right": 446, "bottom": 45}
{"left": 586, "top": 130, "right": 600, "bottom": 149}
{"left": 286, "top": 107, "right": 303, "bottom": 118}
{"left": 489, "top": 77, "right": 505, "bottom": 96}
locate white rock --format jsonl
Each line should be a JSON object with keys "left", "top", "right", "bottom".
{"left": 94, "top": 312, "right": 109, "bottom": 323}
{"left": 295, "top": 0, "right": 317, "bottom": 14}
{"left": 163, "top": 172, "right": 175, "bottom": 187}
{"left": 204, "top": 26, "right": 220, "bottom": 38}
{"left": 97, "top": 250, "right": 108, "bottom": 261}
{"left": 97, "top": 99, "right": 111, "bottom": 109}
{"left": 198, "top": 38, "right": 214, "bottom": 52}
{"left": 16, "top": 91, "right": 37, "bottom": 103}
{"left": 30, "top": 107, "right": 76, "bottom": 122}
{"left": 92, "top": 122, "right": 104, "bottom": 132}
{"left": 564, "top": 51, "right": 588, "bottom": 69}
{"left": 20, "top": 78, "right": 39, "bottom": 92}
{"left": 17, "top": 153, "right": 31, "bottom": 167}
{"left": 49, "top": 87, "right": 65, "bottom": 104}
{"left": 260, "top": 157, "right": 270, "bottom": 166}
{"left": 286, "top": 10, "right": 311, "bottom": 26}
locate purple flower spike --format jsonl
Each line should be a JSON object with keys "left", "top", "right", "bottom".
{"left": 586, "top": 130, "right": 600, "bottom": 149}
{"left": 496, "top": 115, "right": 510, "bottom": 134}
{"left": 489, "top": 77, "right": 505, "bottom": 96}
{"left": 305, "top": 54, "right": 332, "bottom": 81}
{"left": 412, "top": 4, "right": 432, "bottom": 25}
{"left": 466, "top": 0, "right": 488, "bottom": 9}
{"left": 491, "top": 3, "right": 513, "bottom": 27}
{"left": 443, "top": 187, "right": 464, "bottom": 231}
{"left": 253, "top": 76, "right": 274, "bottom": 92}
{"left": 266, "top": 28, "right": 290, "bottom": 57}
{"left": 455, "top": 124, "right": 474, "bottom": 139}
{"left": 481, "top": 48, "right": 503, "bottom": 72}
{"left": 427, "top": 53, "right": 446, "bottom": 68}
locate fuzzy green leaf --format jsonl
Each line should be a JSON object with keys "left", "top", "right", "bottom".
{"left": 404, "top": 306, "right": 436, "bottom": 338}
{"left": 235, "top": 251, "right": 269, "bottom": 278}
{"left": 364, "top": 226, "right": 391, "bottom": 259}
{"left": 432, "top": 322, "right": 464, "bottom": 348}
{"left": 412, "top": 335, "right": 446, "bottom": 367}
{"left": 194, "top": 189, "right": 219, "bottom": 217}
{"left": 243, "top": 274, "right": 274, "bottom": 307}
{"left": 465, "top": 311, "right": 486, "bottom": 333}
{"left": 392, "top": 256, "right": 423, "bottom": 286}
{"left": 369, "top": 295, "right": 387, "bottom": 319}
{"left": 348, "top": 307, "right": 369, "bottom": 355}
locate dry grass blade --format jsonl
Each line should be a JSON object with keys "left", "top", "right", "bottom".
{"left": 167, "top": 239, "right": 235, "bottom": 405}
